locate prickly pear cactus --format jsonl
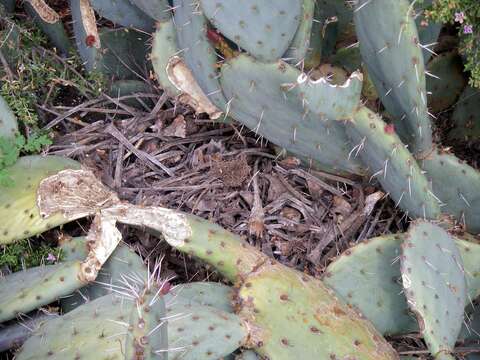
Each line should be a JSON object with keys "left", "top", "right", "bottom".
{"left": 448, "top": 86, "right": 480, "bottom": 142}
{"left": 59, "top": 236, "right": 149, "bottom": 312}
{"left": 16, "top": 291, "right": 168, "bottom": 360}
{"left": 219, "top": 54, "right": 366, "bottom": 176}
{"left": 129, "top": 0, "right": 170, "bottom": 21}
{"left": 101, "top": 204, "right": 398, "bottom": 359}
{"left": 0, "top": 261, "right": 86, "bottom": 322}
{"left": 151, "top": 18, "right": 181, "bottom": 96}
{"left": 323, "top": 234, "right": 417, "bottom": 335}
{"left": 89, "top": 0, "right": 154, "bottom": 31}
{"left": 165, "top": 282, "right": 233, "bottom": 312}
{"left": 0, "top": 156, "right": 81, "bottom": 245}
{"left": 284, "top": 0, "right": 315, "bottom": 65}
{"left": 401, "top": 221, "right": 466, "bottom": 359}
{"left": 324, "top": 231, "right": 480, "bottom": 337}
{"left": 24, "top": 1, "right": 72, "bottom": 55}
{"left": 347, "top": 107, "right": 440, "bottom": 219}
{"left": 173, "top": 0, "right": 227, "bottom": 109}
{"left": 297, "top": 70, "right": 363, "bottom": 120}
{"left": 166, "top": 303, "right": 248, "bottom": 360}
{"left": 419, "top": 149, "right": 480, "bottom": 234}
{"left": 426, "top": 51, "right": 467, "bottom": 113}
{"left": 354, "top": 0, "right": 432, "bottom": 156}
{"left": 199, "top": 0, "right": 302, "bottom": 61}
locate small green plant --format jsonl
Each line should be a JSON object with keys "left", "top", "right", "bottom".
{"left": 0, "top": 238, "right": 62, "bottom": 272}
{"left": 425, "top": 0, "right": 480, "bottom": 88}
{"left": 0, "top": 133, "right": 52, "bottom": 186}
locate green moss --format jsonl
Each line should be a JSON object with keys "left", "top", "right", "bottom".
{"left": 424, "top": 0, "right": 480, "bottom": 88}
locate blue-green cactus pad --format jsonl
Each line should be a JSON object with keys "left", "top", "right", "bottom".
{"left": 200, "top": 0, "right": 302, "bottom": 61}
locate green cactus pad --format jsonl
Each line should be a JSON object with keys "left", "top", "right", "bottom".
{"left": 0, "top": 155, "right": 81, "bottom": 245}
{"left": 413, "top": 0, "right": 441, "bottom": 63}
{"left": 16, "top": 292, "right": 168, "bottom": 360}
{"left": 109, "top": 79, "right": 154, "bottom": 108}
{"left": 59, "top": 236, "right": 148, "bottom": 312}
{"left": 297, "top": 70, "right": 363, "bottom": 120}
{"left": 151, "top": 18, "right": 181, "bottom": 96}
{"left": 173, "top": 0, "right": 227, "bottom": 109}
{"left": 90, "top": 0, "right": 154, "bottom": 31}
{"left": 347, "top": 106, "right": 441, "bottom": 219}
{"left": 98, "top": 28, "right": 151, "bottom": 80}
{"left": 0, "top": 261, "right": 86, "bottom": 322}
{"left": 0, "top": 94, "right": 18, "bottom": 139}
{"left": 419, "top": 149, "right": 480, "bottom": 234}
{"left": 200, "top": 0, "right": 302, "bottom": 61}
{"left": 69, "top": 0, "right": 99, "bottom": 72}
{"left": 237, "top": 262, "right": 398, "bottom": 360}
{"left": 316, "top": 0, "right": 353, "bottom": 58}
{"left": 24, "top": 2, "right": 72, "bottom": 55}
{"left": 354, "top": 0, "right": 433, "bottom": 156}
{"left": 448, "top": 86, "right": 480, "bottom": 142}
{"left": 114, "top": 207, "right": 397, "bottom": 359}
{"left": 129, "top": 0, "right": 171, "bottom": 21}
{"left": 401, "top": 221, "right": 466, "bottom": 358}
{"left": 71, "top": 2, "right": 150, "bottom": 77}
{"left": 323, "top": 234, "right": 418, "bottom": 335}
{"left": 426, "top": 52, "right": 467, "bottom": 113}
{"left": 219, "top": 54, "right": 366, "bottom": 176}
{"left": 283, "top": 0, "right": 315, "bottom": 65}
{"left": 165, "top": 282, "right": 233, "bottom": 313}
{"left": 324, "top": 232, "right": 480, "bottom": 336}
{"left": 166, "top": 303, "right": 247, "bottom": 359}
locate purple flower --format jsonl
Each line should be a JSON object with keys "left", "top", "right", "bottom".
{"left": 455, "top": 12, "right": 465, "bottom": 24}
{"left": 46, "top": 253, "right": 57, "bottom": 262}
{"left": 464, "top": 24, "right": 473, "bottom": 34}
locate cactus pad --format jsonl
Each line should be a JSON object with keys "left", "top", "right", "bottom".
{"left": 0, "top": 156, "right": 81, "bottom": 245}
{"left": 420, "top": 149, "right": 480, "bottom": 234}
{"left": 59, "top": 236, "right": 149, "bottom": 312}
{"left": 151, "top": 18, "right": 181, "bottom": 96}
{"left": 219, "top": 54, "right": 366, "bottom": 175}
{"left": 166, "top": 282, "right": 233, "bottom": 312}
{"left": 323, "top": 234, "right": 417, "bottom": 335}
{"left": 426, "top": 51, "right": 466, "bottom": 113}
{"left": 354, "top": 0, "right": 432, "bottom": 155}
{"left": 237, "top": 262, "right": 398, "bottom": 359}
{"left": 200, "top": 0, "right": 302, "bottom": 61}
{"left": 129, "top": 0, "right": 170, "bottom": 21}
{"left": 90, "top": 0, "right": 154, "bottom": 31}
{"left": 173, "top": 0, "right": 227, "bottom": 109}
{"left": 284, "top": 0, "right": 315, "bottom": 64}
{"left": 448, "top": 86, "right": 480, "bottom": 142}
{"left": 166, "top": 303, "right": 247, "bottom": 359}
{"left": 347, "top": 107, "right": 440, "bottom": 219}
{"left": 16, "top": 292, "right": 168, "bottom": 360}
{"left": 297, "top": 70, "right": 363, "bottom": 120}
{"left": 400, "top": 221, "right": 466, "bottom": 358}
{"left": 0, "top": 261, "right": 86, "bottom": 322}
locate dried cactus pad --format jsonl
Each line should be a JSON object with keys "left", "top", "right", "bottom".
{"left": 0, "top": 155, "right": 81, "bottom": 245}
{"left": 401, "top": 221, "right": 466, "bottom": 359}
{"left": 200, "top": 0, "right": 302, "bottom": 61}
